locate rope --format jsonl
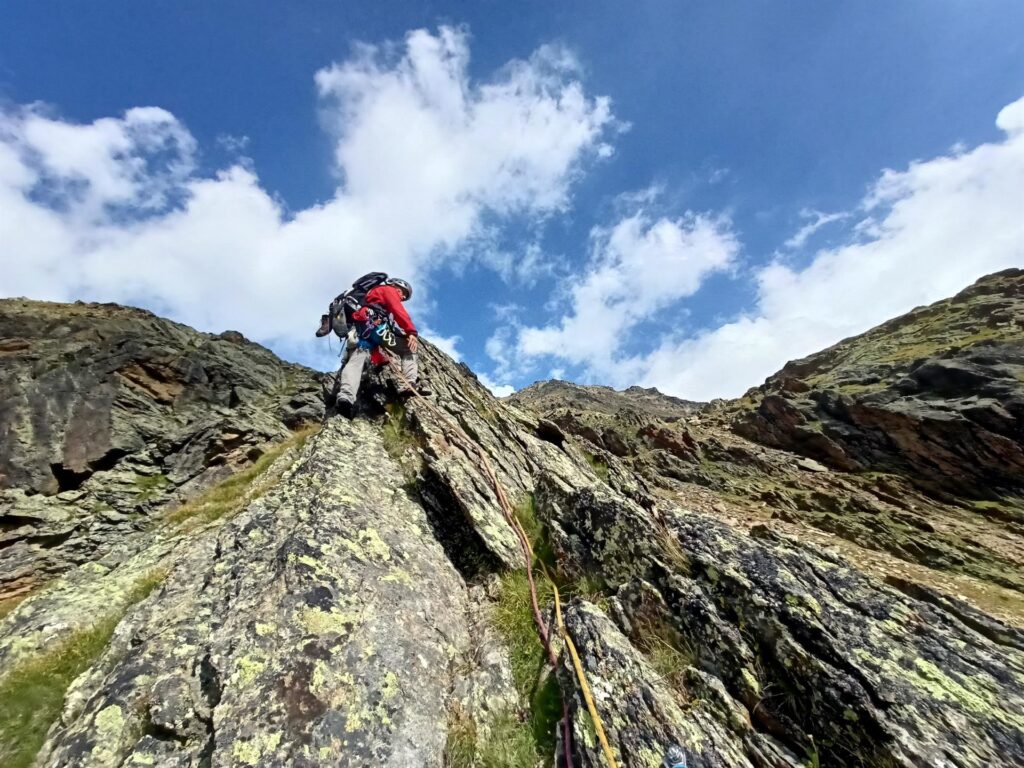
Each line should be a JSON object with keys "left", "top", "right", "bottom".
{"left": 544, "top": 562, "right": 620, "bottom": 768}
{"left": 382, "top": 352, "right": 618, "bottom": 768}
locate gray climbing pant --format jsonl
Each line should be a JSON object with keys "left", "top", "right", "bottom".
{"left": 335, "top": 336, "right": 419, "bottom": 405}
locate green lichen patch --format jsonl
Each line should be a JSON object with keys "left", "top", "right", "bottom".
{"left": 0, "top": 569, "right": 166, "bottom": 768}
{"left": 165, "top": 424, "right": 318, "bottom": 529}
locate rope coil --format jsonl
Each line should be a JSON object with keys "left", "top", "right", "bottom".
{"left": 382, "top": 353, "right": 619, "bottom": 768}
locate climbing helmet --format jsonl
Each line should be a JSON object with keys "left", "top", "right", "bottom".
{"left": 387, "top": 277, "right": 412, "bottom": 300}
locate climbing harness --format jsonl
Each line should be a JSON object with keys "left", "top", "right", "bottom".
{"left": 357, "top": 306, "right": 399, "bottom": 350}
{"left": 382, "top": 351, "right": 620, "bottom": 768}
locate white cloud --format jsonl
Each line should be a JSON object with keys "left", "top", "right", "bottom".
{"left": 478, "top": 373, "right": 515, "bottom": 398}
{"left": 783, "top": 208, "right": 848, "bottom": 250}
{"left": 636, "top": 94, "right": 1024, "bottom": 400}
{"left": 0, "top": 27, "right": 614, "bottom": 370}
{"left": 419, "top": 327, "right": 514, "bottom": 396}
{"left": 2, "top": 105, "right": 196, "bottom": 222}
{"left": 513, "top": 207, "right": 739, "bottom": 377}
{"left": 425, "top": 330, "right": 463, "bottom": 362}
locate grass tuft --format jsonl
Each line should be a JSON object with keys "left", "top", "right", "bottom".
{"left": 564, "top": 573, "right": 610, "bottom": 610}
{"left": 635, "top": 622, "right": 695, "bottom": 698}
{"left": 583, "top": 451, "right": 610, "bottom": 483}
{"left": 512, "top": 494, "right": 556, "bottom": 573}
{"left": 133, "top": 473, "right": 170, "bottom": 502}
{"left": 493, "top": 570, "right": 553, "bottom": 697}
{"left": 165, "top": 424, "right": 318, "bottom": 530}
{"left": 0, "top": 569, "right": 167, "bottom": 768}
{"left": 491, "top": 570, "right": 562, "bottom": 761}
{"left": 444, "top": 705, "right": 541, "bottom": 768}
{"left": 444, "top": 706, "right": 479, "bottom": 767}
{"left": 381, "top": 402, "right": 419, "bottom": 460}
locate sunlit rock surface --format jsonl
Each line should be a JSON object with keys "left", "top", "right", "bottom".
{"left": 3, "top": 274, "right": 1024, "bottom": 767}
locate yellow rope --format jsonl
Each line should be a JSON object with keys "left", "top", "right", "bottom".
{"left": 543, "top": 563, "right": 621, "bottom": 768}
{"left": 382, "top": 353, "right": 619, "bottom": 768}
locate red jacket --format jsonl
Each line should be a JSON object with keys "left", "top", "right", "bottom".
{"left": 364, "top": 284, "right": 417, "bottom": 335}
{"left": 351, "top": 284, "right": 417, "bottom": 366}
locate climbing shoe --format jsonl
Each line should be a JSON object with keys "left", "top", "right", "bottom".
{"left": 336, "top": 399, "right": 355, "bottom": 420}
{"left": 315, "top": 313, "right": 331, "bottom": 338}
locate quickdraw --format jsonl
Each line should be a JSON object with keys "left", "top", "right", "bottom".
{"left": 359, "top": 307, "right": 399, "bottom": 349}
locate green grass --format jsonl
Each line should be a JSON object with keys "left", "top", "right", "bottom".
{"left": 490, "top": 570, "right": 562, "bottom": 762}
{"left": 381, "top": 402, "right": 418, "bottom": 460}
{"left": 583, "top": 451, "right": 610, "bottom": 483}
{"left": 165, "top": 424, "right": 318, "bottom": 530}
{"left": 133, "top": 472, "right": 170, "bottom": 502}
{"left": 0, "top": 569, "right": 167, "bottom": 768}
{"left": 804, "top": 736, "right": 821, "bottom": 768}
{"left": 512, "top": 494, "right": 556, "bottom": 573}
{"left": 444, "top": 708, "right": 539, "bottom": 768}
{"left": 444, "top": 708, "right": 478, "bottom": 767}
{"left": 563, "top": 573, "right": 610, "bottom": 610}
{"left": 493, "top": 571, "right": 553, "bottom": 698}
{"left": 634, "top": 621, "right": 695, "bottom": 698}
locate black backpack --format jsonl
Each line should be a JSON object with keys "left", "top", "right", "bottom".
{"left": 327, "top": 272, "right": 389, "bottom": 339}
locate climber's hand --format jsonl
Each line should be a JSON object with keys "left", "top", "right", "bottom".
{"left": 408, "top": 334, "right": 419, "bottom": 353}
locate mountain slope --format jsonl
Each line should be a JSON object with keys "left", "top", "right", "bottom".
{"left": 511, "top": 270, "right": 1024, "bottom": 620}
{"left": 733, "top": 267, "right": 1024, "bottom": 498}
{"left": 0, "top": 299, "right": 323, "bottom": 600}
{"left": 2, "top": 280, "right": 1024, "bottom": 767}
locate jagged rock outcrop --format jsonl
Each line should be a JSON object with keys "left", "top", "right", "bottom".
{"left": 33, "top": 419, "right": 486, "bottom": 767}
{"left": 0, "top": 299, "right": 323, "bottom": 598}
{"left": 511, "top": 278, "right": 1024, "bottom": 611}
{"left": 541, "top": 478, "right": 1024, "bottom": 766}
{"left": 732, "top": 268, "right": 1024, "bottom": 500}
{"left": 4, "top": 278, "right": 1024, "bottom": 767}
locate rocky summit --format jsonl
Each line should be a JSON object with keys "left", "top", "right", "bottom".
{"left": 1, "top": 271, "right": 1023, "bottom": 768}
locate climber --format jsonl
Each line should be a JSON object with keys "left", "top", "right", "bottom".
{"left": 325, "top": 275, "right": 431, "bottom": 419}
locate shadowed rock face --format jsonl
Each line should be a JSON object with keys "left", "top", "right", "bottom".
{"left": 4, "top": 277, "right": 1024, "bottom": 767}
{"left": 540, "top": 477, "right": 1024, "bottom": 767}
{"left": 0, "top": 299, "right": 323, "bottom": 597}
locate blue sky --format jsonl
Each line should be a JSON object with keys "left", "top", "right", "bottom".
{"left": 1, "top": 2, "right": 1023, "bottom": 398}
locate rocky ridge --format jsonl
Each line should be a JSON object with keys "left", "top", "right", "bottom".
{"left": 1, "top": 274, "right": 1023, "bottom": 767}
{"left": 733, "top": 268, "right": 1024, "bottom": 499}
{"left": 510, "top": 270, "right": 1024, "bottom": 619}
{"left": 0, "top": 299, "right": 323, "bottom": 601}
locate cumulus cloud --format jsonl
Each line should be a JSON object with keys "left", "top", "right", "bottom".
{"left": 0, "top": 26, "right": 614, "bottom": 368}
{"left": 501, "top": 95, "right": 1024, "bottom": 401}
{"left": 478, "top": 373, "right": 515, "bottom": 398}
{"left": 512, "top": 207, "right": 739, "bottom": 378}
{"left": 637, "top": 94, "right": 1024, "bottom": 400}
